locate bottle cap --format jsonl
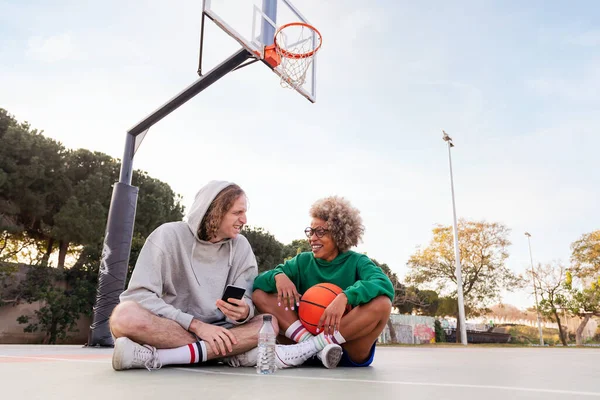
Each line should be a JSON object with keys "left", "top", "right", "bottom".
{"left": 263, "top": 314, "right": 272, "bottom": 322}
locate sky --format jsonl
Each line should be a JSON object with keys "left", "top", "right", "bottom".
{"left": 1, "top": 0, "right": 599, "bottom": 310}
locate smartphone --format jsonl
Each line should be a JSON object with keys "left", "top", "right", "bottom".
{"left": 221, "top": 285, "right": 246, "bottom": 305}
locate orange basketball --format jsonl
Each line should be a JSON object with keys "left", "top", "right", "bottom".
{"left": 298, "top": 283, "right": 345, "bottom": 335}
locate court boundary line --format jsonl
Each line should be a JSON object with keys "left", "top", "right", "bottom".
{"left": 0, "top": 354, "right": 109, "bottom": 363}
{"left": 175, "top": 367, "right": 600, "bottom": 397}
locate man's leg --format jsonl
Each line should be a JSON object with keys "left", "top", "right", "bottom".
{"left": 109, "top": 301, "right": 277, "bottom": 370}
{"left": 110, "top": 301, "right": 196, "bottom": 348}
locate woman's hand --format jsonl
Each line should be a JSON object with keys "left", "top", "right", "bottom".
{"left": 274, "top": 273, "right": 300, "bottom": 310}
{"left": 216, "top": 297, "right": 250, "bottom": 322}
{"left": 190, "top": 319, "right": 238, "bottom": 356}
{"left": 317, "top": 293, "right": 348, "bottom": 336}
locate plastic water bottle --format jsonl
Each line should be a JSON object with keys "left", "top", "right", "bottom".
{"left": 256, "top": 315, "right": 276, "bottom": 374}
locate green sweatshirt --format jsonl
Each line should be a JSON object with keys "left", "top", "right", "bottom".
{"left": 253, "top": 251, "right": 394, "bottom": 306}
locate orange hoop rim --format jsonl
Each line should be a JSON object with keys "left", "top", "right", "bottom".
{"left": 274, "top": 22, "right": 322, "bottom": 60}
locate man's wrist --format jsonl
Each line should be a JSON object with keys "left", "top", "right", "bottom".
{"left": 189, "top": 318, "right": 203, "bottom": 332}
{"left": 237, "top": 309, "right": 250, "bottom": 322}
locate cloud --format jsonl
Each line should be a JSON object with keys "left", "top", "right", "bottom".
{"left": 526, "top": 62, "right": 600, "bottom": 102}
{"left": 566, "top": 30, "right": 600, "bottom": 47}
{"left": 27, "top": 33, "right": 74, "bottom": 63}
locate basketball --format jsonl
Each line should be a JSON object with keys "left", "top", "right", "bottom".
{"left": 298, "top": 283, "right": 346, "bottom": 335}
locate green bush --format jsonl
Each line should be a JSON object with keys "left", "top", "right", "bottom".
{"left": 434, "top": 319, "right": 446, "bottom": 343}
{"left": 503, "top": 324, "right": 561, "bottom": 345}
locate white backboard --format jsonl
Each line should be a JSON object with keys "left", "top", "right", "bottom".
{"left": 202, "top": 0, "right": 318, "bottom": 102}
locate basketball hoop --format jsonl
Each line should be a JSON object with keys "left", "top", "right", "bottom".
{"left": 272, "top": 22, "right": 322, "bottom": 89}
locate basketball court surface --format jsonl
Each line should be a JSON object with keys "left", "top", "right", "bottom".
{"left": 1, "top": 344, "right": 598, "bottom": 399}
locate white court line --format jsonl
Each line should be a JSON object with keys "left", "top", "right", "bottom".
{"left": 0, "top": 355, "right": 109, "bottom": 363}
{"left": 175, "top": 367, "right": 600, "bottom": 397}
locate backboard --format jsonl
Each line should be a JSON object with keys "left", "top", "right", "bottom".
{"left": 200, "top": 0, "right": 319, "bottom": 103}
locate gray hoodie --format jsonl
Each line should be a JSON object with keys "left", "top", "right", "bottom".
{"left": 119, "top": 180, "right": 258, "bottom": 330}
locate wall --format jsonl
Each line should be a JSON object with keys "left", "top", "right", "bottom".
{"left": 0, "top": 302, "right": 91, "bottom": 344}
{"left": 0, "top": 263, "right": 91, "bottom": 344}
{"left": 379, "top": 314, "right": 436, "bottom": 344}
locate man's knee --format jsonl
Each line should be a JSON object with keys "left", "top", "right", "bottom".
{"left": 249, "top": 313, "right": 279, "bottom": 335}
{"left": 109, "top": 301, "right": 145, "bottom": 337}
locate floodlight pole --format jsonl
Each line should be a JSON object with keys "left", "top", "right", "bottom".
{"left": 442, "top": 130, "right": 468, "bottom": 346}
{"left": 88, "top": 48, "right": 253, "bottom": 347}
{"left": 525, "top": 232, "right": 545, "bottom": 346}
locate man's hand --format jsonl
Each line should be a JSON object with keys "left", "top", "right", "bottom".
{"left": 189, "top": 319, "right": 238, "bottom": 356}
{"left": 317, "top": 293, "right": 348, "bottom": 336}
{"left": 274, "top": 273, "right": 300, "bottom": 310}
{"left": 216, "top": 297, "right": 250, "bottom": 322}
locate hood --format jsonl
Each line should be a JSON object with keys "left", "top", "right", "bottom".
{"left": 186, "top": 180, "right": 236, "bottom": 241}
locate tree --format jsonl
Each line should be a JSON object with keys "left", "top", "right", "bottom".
{"left": 131, "top": 170, "right": 185, "bottom": 238}
{"left": 15, "top": 266, "right": 78, "bottom": 344}
{"left": 567, "top": 230, "right": 600, "bottom": 346}
{"left": 565, "top": 275, "right": 600, "bottom": 346}
{"left": 51, "top": 150, "right": 185, "bottom": 269}
{"left": 281, "top": 239, "right": 311, "bottom": 261}
{"left": 570, "top": 230, "right": 600, "bottom": 277}
{"left": 369, "top": 258, "right": 401, "bottom": 342}
{"left": 370, "top": 259, "right": 402, "bottom": 306}
{"left": 370, "top": 257, "right": 440, "bottom": 315}
{"left": 532, "top": 262, "right": 569, "bottom": 346}
{"left": 406, "top": 220, "right": 521, "bottom": 342}
{"left": 51, "top": 150, "right": 118, "bottom": 268}
{"left": 242, "top": 226, "right": 284, "bottom": 273}
{"left": 0, "top": 113, "right": 69, "bottom": 262}
{"left": 0, "top": 109, "right": 186, "bottom": 341}
{"left": 0, "top": 108, "right": 17, "bottom": 139}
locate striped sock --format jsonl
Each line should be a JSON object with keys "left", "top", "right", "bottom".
{"left": 312, "top": 331, "right": 347, "bottom": 351}
{"left": 285, "top": 320, "right": 313, "bottom": 343}
{"left": 157, "top": 340, "right": 207, "bottom": 366}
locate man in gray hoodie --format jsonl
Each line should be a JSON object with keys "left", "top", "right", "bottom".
{"left": 110, "top": 180, "right": 341, "bottom": 371}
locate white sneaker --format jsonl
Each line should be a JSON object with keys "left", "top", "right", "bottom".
{"left": 274, "top": 340, "right": 322, "bottom": 369}
{"left": 112, "top": 337, "right": 162, "bottom": 371}
{"left": 316, "top": 344, "right": 343, "bottom": 369}
{"left": 225, "top": 347, "right": 258, "bottom": 367}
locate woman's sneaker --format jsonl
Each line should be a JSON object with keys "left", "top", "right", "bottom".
{"left": 317, "top": 344, "right": 343, "bottom": 369}
{"left": 275, "top": 341, "right": 342, "bottom": 369}
{"left": 112, "top": 337, "right": 162, "bottom": 371}
{"left": 226, "top": 342, "right": 343, "bottom": 369}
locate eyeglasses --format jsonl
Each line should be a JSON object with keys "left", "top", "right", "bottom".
{"left": 304, "top": 227, "right": 329, "bottom": 238}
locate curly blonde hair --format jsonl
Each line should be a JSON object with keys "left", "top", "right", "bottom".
{"left": 198, "top": 184, "right": 245, "bottom": 241}
{"left": 309, "top": 196, "right": 364, "bottom": 252}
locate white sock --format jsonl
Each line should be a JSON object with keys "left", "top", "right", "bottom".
{"left": 311, "top": 331, "right": 346, "bottom": 351}
{"left": 157, "top": 341, "right": 207, "bottom": 366}
{"left": 285, "top": 320, "right": 313, "bottom": 343}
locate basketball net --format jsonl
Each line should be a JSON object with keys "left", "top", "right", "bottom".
{"left": 274, "top": 23, "right": 322, "bottom": 90}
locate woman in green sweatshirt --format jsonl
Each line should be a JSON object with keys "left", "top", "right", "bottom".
{"left": 253, "top": 196, "right": 394, "bottom": 368}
